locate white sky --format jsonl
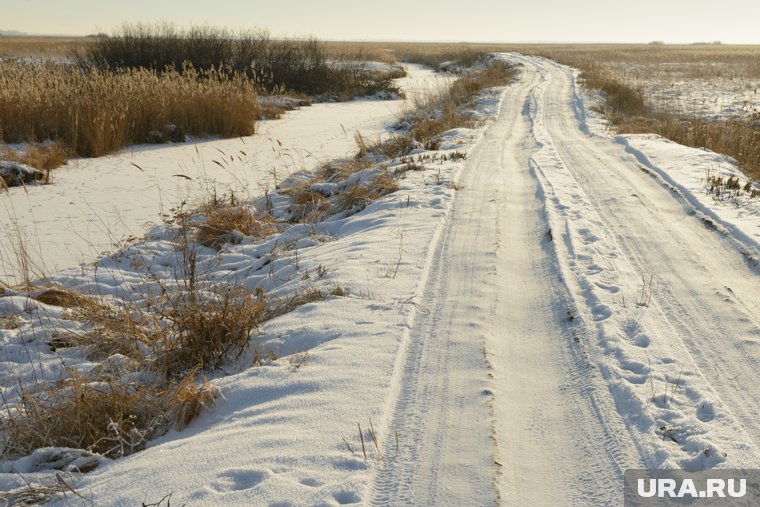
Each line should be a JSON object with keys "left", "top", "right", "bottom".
{"left": 2, "top": 0, "right": 760, "bottom": 44}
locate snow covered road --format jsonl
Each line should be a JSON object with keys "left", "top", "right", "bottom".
{"left": 369, "top": 54, "right": 760, "bottom": 505}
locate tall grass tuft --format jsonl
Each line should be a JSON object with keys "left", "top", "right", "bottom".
{"left": 377, "top": 60, "right": 517, "bottom": 157}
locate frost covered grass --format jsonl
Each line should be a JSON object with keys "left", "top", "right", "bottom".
{"left": 0, "top": 60, "right": 259, "bottom": 158}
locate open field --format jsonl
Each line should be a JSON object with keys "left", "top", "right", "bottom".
{"left": 3, "top": 29, "right": 760, "bottom": 505}
{"left": 508, "top": 44, "right": 760, "bottom": 119}
{"left": 0, "top": 36, "right": 88, "bottom": 59}
{"left": 5, "top": 35, "right": 757, "bottom": 120}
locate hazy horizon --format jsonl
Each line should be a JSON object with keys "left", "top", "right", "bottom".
{"left": 2, "top": 0, "right": 760, "bottom": 44}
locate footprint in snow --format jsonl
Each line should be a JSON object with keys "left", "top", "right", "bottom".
{"left": 333, "top": 491, "right": 362, "bottom": 505}
{"left": 591, "top": 304, "right": 612, "bottom": 321}
{"left": 210, "top": 469, "right": 268, "bottom": 492}
{"left": 697, "top": 401, "right": 716, "bottom": 422}
{"left": 300, "top": 478, "right": 321, "bottom": 487}
{"left": 619, "top": 357, "right": 648, "bottom": 375}
{"left": 633, "top": 334, "right": 651, "bottom": 348}
{"left": 594, "top": 281, "right": 620, "bottom": 294}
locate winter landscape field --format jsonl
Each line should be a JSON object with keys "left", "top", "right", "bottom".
{"left": 2, "top": 2, "right": 760, "bottom": 506}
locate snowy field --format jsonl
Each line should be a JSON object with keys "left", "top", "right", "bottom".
{"left": 0, "top": 65, "right": 454, "bottom": 284}
{"left": 607, "top": 60, "right": 760, "bottom": 119}
{"left": 2, "top": 51, "right": 760, "bottom": 506}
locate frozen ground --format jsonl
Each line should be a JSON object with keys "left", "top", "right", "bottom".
{"left": 0, "top": 64, "right": 453, "bottom": 285}
{"left": 2, "top": 54, "right": 760, "bottom": 506}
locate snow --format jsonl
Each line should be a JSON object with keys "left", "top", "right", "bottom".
{"left": 0, "top": 64, "right": 454, "bottom": 285}
{"left": 0, "top": 66, "right": 494, "bottom": 504}
{"left": 3, "top": 51, "right": 760, "bottom": 506}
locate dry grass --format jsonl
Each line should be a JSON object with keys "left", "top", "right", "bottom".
{"left": 335, "top": 172, "right": 400, "bottom": 213}
{"left": 3, "top": 370, "right": 216, "bottom": 460}
{"left": 1, "top": 143, "right": 68, "bottom": 172}
{"left": 1, "top": 258, "right": 257, "bottom": 461}
{"left": 0, "top": 36, "right": 89, "bottom": 59}
{"left": 276, "top": 59, "right": 514, "bottom": 221}
{"left": 381, "top": 42, "right": 510, "bottom": 70}
{"left": 4, "top": 372, "right": 169, "bottom": 459}
{"left": 195, "top": 206, "right": 277, "bottom": 250}
{"left": 0, "top": 60, "right": 258, "bottom": 157}
{"left": 626, "top": 116, "right": 760, "bottom": 179}
{"left": 32, "top": 285, "right": 98, "bottom": 308}
{"left": 705, "top": 170, "right": 760, "bottom": 199}
{"left": 265, "top": 287, "right": 325, "bottom": 321}
{"left": 377, "top": 60, "right": 517, "bottom": 157}
{"left": 155, "top": 283, "right": 267, "bottom": 376}
{"left": 322, "top": 41, "right": 397, "bottom": 65}
{"left": 317, "top": 152, "right": 374, "bottom": 181}
{"left": 283, "top": 187, "right": 330, "bottom": 223}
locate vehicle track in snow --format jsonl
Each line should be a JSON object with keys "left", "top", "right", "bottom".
{"left": 368, "top": 54, "right": 760, "bottom": 505}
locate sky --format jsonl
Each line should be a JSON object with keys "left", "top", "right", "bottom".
{"left": 2, "top": 0, "right": 760, "bottom": 44}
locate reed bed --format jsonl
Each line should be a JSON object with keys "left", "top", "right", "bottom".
{"left": 77, "top": 24, "right": 403, "bottom": 98}
{"left": 0, "top": 60, "right": 258, "bottom": 157}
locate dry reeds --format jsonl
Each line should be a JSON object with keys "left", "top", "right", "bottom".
{"left": 0, "top": 60, "right": 258, "bottom": 157}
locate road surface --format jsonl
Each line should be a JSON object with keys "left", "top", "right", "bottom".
{"left": 369, "top": 54, "right": 760, "bottom": 505}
